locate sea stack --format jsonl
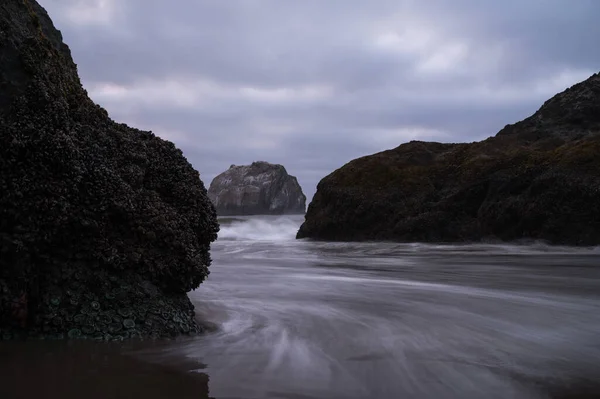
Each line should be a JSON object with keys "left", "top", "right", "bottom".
{"left": 0, "top": 0, "right": 219, "bottom": 339}
{"left": 298, "top": 73, "right": 600, "bottom": 246}
{"left": 208, "top": 161, "right": 306, "bottom": 215}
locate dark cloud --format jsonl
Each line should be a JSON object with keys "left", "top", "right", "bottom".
{"left": 39, "top": 0, "right": 599, "bottom": 201}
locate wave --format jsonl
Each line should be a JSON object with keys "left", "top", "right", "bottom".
{"left": 217, "top": 216, "right": 302, "bottom": 241}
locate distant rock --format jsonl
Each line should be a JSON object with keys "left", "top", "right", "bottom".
{"left": 0, "top": 0, "right": 219, "bottom": 339}
{"left": 297, "top": 73, "right": 600, "bottom": 245}
{"left": 208, "top": 162, "right": 306, "bottom": 215}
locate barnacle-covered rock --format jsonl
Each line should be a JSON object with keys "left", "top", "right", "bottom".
{"left": 0, "top": 0, "right": 219, "bottom": 339}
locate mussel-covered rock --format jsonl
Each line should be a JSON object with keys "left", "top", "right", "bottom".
{"left": 0, "top": 0, "right": 219, "bottom": 339}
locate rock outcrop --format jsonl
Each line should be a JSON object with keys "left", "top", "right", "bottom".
{"left": 297, "top": 73, "right": 600, "bottom": 245}
{"left": 208, "top": 162, "right": 306, "bottom": 215}
{"left": 0, "top": 0, "right": 219, "bottom": 340}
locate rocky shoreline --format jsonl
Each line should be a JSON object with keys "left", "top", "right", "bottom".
{"left": 298, "top": 73, "right": 600, "bottom": 246}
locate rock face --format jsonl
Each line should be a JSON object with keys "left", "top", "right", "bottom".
{"left": 298, "top": 73, "right": 600, "bottom": 245}
{"left": 0, "top": 0, "right": 219, "bottom": 339}
{"left": 208, "top": 162, "right": 306, "bottom": 215}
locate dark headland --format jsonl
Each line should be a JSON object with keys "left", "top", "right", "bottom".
{"left": 208, "top": 161, "right": 306, "bottom": 216}
{"left": 298, "top": 73, "right": 600, "bottom": 246}
{"left": 0, "top": 0, "right": 219, "bottom": 339}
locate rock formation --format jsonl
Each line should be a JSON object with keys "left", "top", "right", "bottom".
{"left": 297, "top": 73, "right": 600, "bottom": 245}
{"left": 0, "top": 0, "right": 219, "bottom": 339}
{"left": 208, "top": 162, "right": 306, "bottom": 215}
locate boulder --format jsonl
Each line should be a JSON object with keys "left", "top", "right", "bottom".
{"left": 0, "top": 0, "right": 219, "bottom": 339}
{"left": 208, "top": 161, "right": 306, "bottom": 215}
{"left": 297, "top": 73, "right": 600, "bottom": 245}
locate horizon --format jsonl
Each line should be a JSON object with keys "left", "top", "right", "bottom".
{"left": 39, "top": 0, "right": 600, "bottom": 202}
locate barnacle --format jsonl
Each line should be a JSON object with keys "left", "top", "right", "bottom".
{"left": 82, "top": 325, "right": 96, "bottom": 335}
{"left": 96, "top": 313, "right": 112, "bottom": 325}
{"left": 108, "top": 322, "right": 122, "bottom": 333}
{"left": 149, "top": 306, "right": 161, "bottom": 315}
{"left": 123, "top": 319, "right": 135, "bottom": 329}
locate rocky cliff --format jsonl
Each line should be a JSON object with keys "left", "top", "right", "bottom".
{"left": 297, "top": 73, "right": 600, "bottom": 245}
{"left": 0, "top": 0, "right": 219, "bottom": 339}
{"left": 208, "top": 162, "right": 306, "bottom": 215}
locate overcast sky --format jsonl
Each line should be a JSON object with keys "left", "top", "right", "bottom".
{"left": 40, "top": 0, "right": 599, "bottom": 201}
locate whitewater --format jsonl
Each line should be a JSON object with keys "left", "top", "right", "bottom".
{"left": 171, "top": 215, "right": 600, "bottom": 398}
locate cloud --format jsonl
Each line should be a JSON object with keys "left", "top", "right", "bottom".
{"left": 39, "top": 0, "right": 600, "bottom": 201}
{"left": 64, "top": 0, "right": 117, "bottom": 26}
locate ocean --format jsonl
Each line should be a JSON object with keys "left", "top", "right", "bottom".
{"left": 2, "top": 215, "right": 600, "bottom": 399}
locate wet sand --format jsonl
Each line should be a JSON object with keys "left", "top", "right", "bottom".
{"left": 0, "top": 339, "right": 213, "bottom": 399}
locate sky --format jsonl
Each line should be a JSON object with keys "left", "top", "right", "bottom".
{"left": 39, "top": 0, "right": 599, "bottom": 202}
